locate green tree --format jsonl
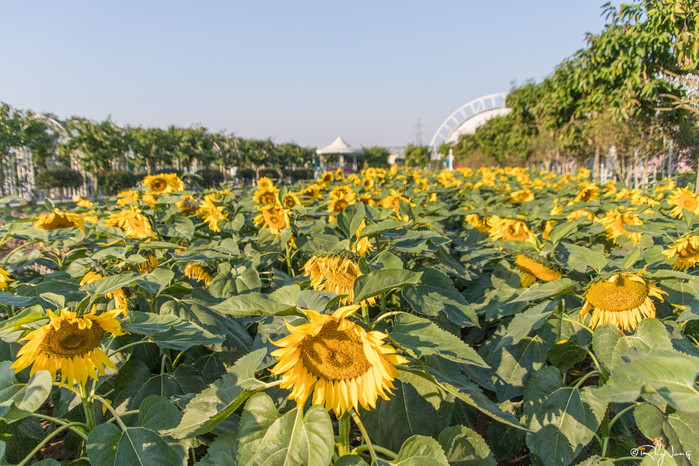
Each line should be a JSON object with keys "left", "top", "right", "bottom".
{"left": 403, "top": 144, "right": 430, "bottom": 167}
{"left": 359, "top": 146, "right": 390, "bottom": 168}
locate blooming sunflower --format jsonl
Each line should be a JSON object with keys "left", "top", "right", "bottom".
{"left": 509, "top": 189, "right": 534, "bottom": 203}
{"left": 0, "top": 268, "right": 13, "bottom": 290}
{"left": 579, "top": 272, "right": 665, "bottom": 331}
{"left": 198, "top": 195, "right": 228, "bottom": 232}
{"left": 34, "top": 209, "right": 84, "bottom": 230}
{"left": 488, "top": 216, "right": 536, "bottom": 244}
{"left": 600, "top": 209, "right": 642, "bottom": 243}
{"left": 257, "top": 176, "right": 275, "bottom": 191}
{"left": 282, "top": 192, "right": 301, "bottom": 209}
{"left": 253, "top": 204, "right": 290, "bottom": 234}
{"left": 571, "top": 183, "right": 599, "bottom": 203}
{"left": 11, "top": 307, "right": 125, "bottom": 387}
{"left": 464, "top": 213, "right": 490, "bottom": 233}
{"left": 515, "top": 254, "right": 561, "bottom": 287}
{"left": 269, "top": 305, "right": 407, "bottom": 414}
{"left": 116, "top": 190, "right": 139, "bottom": 206}
{"left": 304, "top": 252, "right": 372, "bottom": 305}
{"left": 566, "top": 209, "right": 599, "bottom": 222}
{"left": 662, "top": 235, "right": 699, "bottom": 270}
{"left": 253, "top": 188, "right": 280, "bottom": 206}
{"left": 184, "top": 262, "right": 212, "bottom": 287}
{"left": 104, "top": 208, "right": 155, "bottom": 239}
{"left": 142, "top": 173, "right": 184, "bottom": 194}
{"left": 668, "top": 187, "right": 699, "bottom": 218}
{"left": 328, "top": 197, "right": 353, "bottom": 216}
{"left": 330, "top": 186, "right": 356, "bottom": 201}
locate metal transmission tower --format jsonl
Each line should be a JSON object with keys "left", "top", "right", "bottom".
{"left": 429, "top": 93, "right": 511, "bottom": 160}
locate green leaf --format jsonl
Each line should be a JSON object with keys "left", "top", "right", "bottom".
{"left": 0, "top": 364, "right": 52, "bottom": 421}
{"left": 87, "top": 424, "right": 185, "bottom": 466}
{"left": 335, "top": 455, "right": 370, "bottom": 466}
{"left": 358, "top": 220, "right": 405, "bottom": 238}
{"left": 548, "top": 218, "right": 584, "bottom": 243}
{"left": 123, "top": 311, "right": 224, "bottom": 351}
{"left": 597, "top": 349, "right": 699, "bottom": 411}
{"left": 138, "top": 396, "right": 183, "bottom": 432}
{"left": 402, "top": 268, "right": 478, "bottom": 327}
{"left": 438, "top": 425, "right": 496, "bottom": 466}
{"left": 337, "top": 202, "right": 366, "bottom": 239}
{"left": 237, "top": 392, "right": 334, "bottom": 466}
{"left": 196, "top": 433, "right": 237, "bottom": 466}
{"left": 634, "top": 403, "right": 696, "bottom": 466}
{"left": 80, "top": 271, "right": 139, "bottom": 296}
{"left": 510, "top": 278, "right": 574, "bottom": 303}
{"left": 591, "top": 324, "right": 622, "bottom": 370}
{"left": 353, "top": 269, "right": 422, "bottom": 304}
{"left": 483, "top": 335, "right": 547, "bottom": 401}
{"left": 497, "top": 301, "right": 557, "bottom": 348}
{"left": 609, "top": 318, "right": 673, "bottom": 370}
{"left": 169, "top": 349, "right": 266, "bottom": 439}
{"left": 135, "top": 267, "right": 175, "bottom": 295}
{"left": 213, "top": 292, "right": 299, "bottom": 316}
{"left": 0, "top": 292, "right": 37, "bottom": 308}
{"left": 564, "top": 243, "right": 607, "bottom": 273}
{"left": 397, "top": 366, "right": 448, "bottom": 410}
{"left": 389, "top": 313, "right": 487, "bottom": 367}
{"left": 392, "top": 435, "right": 449, "bottom": 466}
{"left": 621, "top": 248, "right": 642, "bottom": 270}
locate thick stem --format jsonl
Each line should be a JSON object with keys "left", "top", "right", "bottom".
{"left": 337, "top": 412, "right": 351, "bottom": 457}
{"left": 350, "top": 409, "right": 378, "bottom": 465}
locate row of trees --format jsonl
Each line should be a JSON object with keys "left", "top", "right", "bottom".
{"left": 443, "top": 0, "right": 698, "bottom": 185}
{"left": 0, "top": 106, "right": 393, "bottom": 196}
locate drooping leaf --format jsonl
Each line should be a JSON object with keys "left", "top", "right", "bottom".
{"left": 438, "top": 425, "right": 496, "bottom": 466}
{"left": 391, "top": 435, "right": 449, "bottom": 466}
{"left": 353, "top": 269, "right": 422, "bottom": 304}
{"left": 402, "top": 268, "right": 478, "bottom": 327}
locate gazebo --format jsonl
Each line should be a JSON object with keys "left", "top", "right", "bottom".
{"left": 316, "top": 136, "right": 361, "bottom": 172}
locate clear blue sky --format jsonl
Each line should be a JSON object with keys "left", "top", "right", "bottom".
{"left": 1, "top": 1, "right": 612, "bottom": 148}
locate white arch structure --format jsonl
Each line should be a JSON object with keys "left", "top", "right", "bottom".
{"left": 429, "top": 93, "right": 511, "bottom": 159}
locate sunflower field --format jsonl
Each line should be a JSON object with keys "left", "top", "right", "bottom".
{"left": 0, "top": 167, "right": 698, "bottom": 466}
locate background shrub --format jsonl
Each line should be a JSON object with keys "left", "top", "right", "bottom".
{"left": 36, "top": 167, "right": 83, "bottom": 190}
{"left": 196, "top": 168, "right": 225, "bottom": 189}
{"left": 98, "top": 170, "right": 139, "bottom": 195}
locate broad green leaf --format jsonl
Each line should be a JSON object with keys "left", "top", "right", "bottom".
{"left": 138, "top": 396, "right": 183, "bottom": 432}
{"left": 237, "top": 392, "right": 334, "bottom": 466}
{"left": 392, "top": 435, "right": 449, "bottom": 466}
{"left": 548, "top": 218, "right": 584, "bottom": 243}
{"left": 123, "top": 311, "right": 224, "bottom": 351}
{"left": 80, "top": 271, "right": 139, "bottom": 296}
{"left": 634, "top": 403, "right": 695, "bottom": 466}
{"left": 87, "top": 424, "right": 185, "bottom": 466}
{"left": 510, "top": 278, "right": 574, "bottom": 303}
{"left": 609, "top": 318, "right": 673, "bottom": 370}
{"left": 358, "top": 220, "right": 405, "bottom": 239}
{"left": 337, "top": 202, "right": 366, "bottom": 239}
{"left": 597, "top": 349, "right": 699, "bottom": 412}
{"left": 591, "top": 324, "right": 622, "bottom": 370}
{"left": 438, "top": 425, "right": 496, "bottom": 466}
{"left": 213, "top": 292, "right": 298, "bottom": 316}
{"left": 135, "top": 267, "right": 175, "bottom": 295}
{"left": 169, "top": 349, "right": 266, "bottom": 439}
{"left": 0, "top": 364, "right": 52, "bottom": 421}
{"left": 196, "top": 433, "right": 237, "bottom": 466}
{"left": 482, "top": 335, "right": 547, "bottom": 401}
{"left": 353, "top": 269, "right": 422, "bottom": 304}
{"left": 497, "top": 301, "right": 556, "bottom": 348}
{"left": 389, "top": 313, "right": 487, "bottom": 367}
{"left": 397, "top": 366, "right": 448, "bottom": 410}
{"left": 0, "top": 292, "right": 37, "bottom": 308}
{"left": 564, "top": 243, "right": 607, "bottom": 273}
{"left": 621, "top": 247, "right": 642, "bottom": 270}
{"left": 335, "top": 455, "right": 370, "bottom": 466}
{"left": 402, "top": 268, "right": 478, "bottom": 327}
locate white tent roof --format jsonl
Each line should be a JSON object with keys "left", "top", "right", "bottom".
{"left": 317, "top": 136, "right": 360, "bottom": 154}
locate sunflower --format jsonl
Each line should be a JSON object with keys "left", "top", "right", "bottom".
{"left": 330, "top": 186, "right": 356, "bottom": 201}
{"left": 668, "top": 187, "right": 699, "bottom": 218}
{"left": 579, "top": 272, "right": 665, "bottom": 331}
{"left": 253, "top": 204, "right": 290, "bottom": 234}
{"left": 142, "top": 173, "right": 184, "bottom": 194}
{"left": 74, "top": 196, "right": 94, "bottom": 208}
{"left": 662, "top": 235, "right": 699, "bottom": 270}
{"left": 80, "top": 271, "right": 128, "bottom": 312}
{"left": 269, "top": 305, "right": 407, "bottom": 414}
{"left": 116, "top": 190, "right": 139, "bottom": 206}
{"left": 304, "top": 252, "right": 371, "bottom": 304}
{"left": 488, "top": 216, "right": 536, "bottom": 244}
{"left": 11, "top": 307, "right": 125, "bottom": 387}
{"left": 352, "top": 221, "right": 374, "bottom": 258}
{"left": 34, "top": 209, "right": 84, "bottom": 230}
{"left": 257, "top": 176, "right": 275, "bottom": 191}
{"left": 282, "top": 192, "right": 301, "bottom": 209}
{"left": 566, "top": 209, "right": 599, "bottom": 222}
{"left": 328, "top": 197, "right": 353, "bottom": 215}
{"left": 253, "top": 188, "right": 280, "bottom": 206}
{"left": 571, "top": 183, "right": 599, "bottom": 203}
{"left": 176, "top": 194, "right": 199, "bottom": 212}
{"left": 509, "top": 189, "right": 534, "bottom": 203}
{"left": 515, "top": 254, "right": 561, "bottom": 287}
{"left": 104, "top": 208, "right": 155, "bottom": 239}
{"left": 137, "top": 253, "right": 158, "bottom": 274}
{"left": 600, "top": 209, "right": 642, "bottom": 243}
{"left": 184, "top": 262, "right": 212, "bottom": 287}
{"left": 464, "top": 213, "right": 489, "bottom": 233}
{"left": 0, "top": 268, "right": 13, "bottom": 290}
{"left": 541, "top": 220, "right": 558, "bottom": 241}
{"left": 198, "top": 195, "right": 227, "bottom": 232}
{"left": 320, "top": 171, "right": 334, "bottom": 184}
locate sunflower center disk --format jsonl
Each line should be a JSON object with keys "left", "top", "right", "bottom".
{"left": 41, "top": 322, "right": 103, "bottom": 358}
{"left": 299, "top": 321, "right": 371, "bottom": 380}
{"left": 586, "top": 278, "right": 648, "bottom": 312}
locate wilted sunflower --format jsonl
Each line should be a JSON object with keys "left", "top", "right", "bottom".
{"left": 515, "top": 254, "right": 561, "bottom": 287}
{"left": 34, "top": 209, "right": 84, "bottom": 230}
{"left": 142, "top": 173, "right": 184, "bottom": 194}
{"left": 269, "top": 305, "right": 407, "bottom": 414}
{"left": 137, "top": 253, "right": 158, "bottom": 274}
{"left": 464, "top": 213, "right": 490, "bottom": 233}
{"left": 304, "top": 252, "right": 371, "bottom": 304}
{"left": 253, "top": 204, "right": 290, "bottom": 234}
{"left": 80, "top": 271, "right": 128, "bottom": 312}
{"left": 662, "top": 235, "right": 699, "bottom": 270}
{"left": 0, "top": 268, "right": 13, "bottom": 290}
{"left": 198, "top": 195, "right": 227, "bottom": 232}
{"left": 571, "top": 183, "right": 599, "bottom": 203}
{"left": 488, "top": 216, "right": 536, "bottom": 244}
{"left": 600, "top": 209, "right": 642, "bottom": 243}
{"left": 541, "top": 220, "right": 558, "bottom": 241}
{"left": 668, "top": 187, "right": 699, "bottom": 218}
{"left": 579, "top": 271, "right": 665, "bottom": 332}
{"left": 352, "top": 221, "right": 374, "bottom": 258}
{"left": 11, "top": 307, "right": 125, "bottom": 387}
{"left": 104, "top": 208, "right": 155, "bottom": 239}
{"left": 253, "top": 188, "right": 280, "bottom": 206}
{"left": 184, "top": 262, "right": 212, "bottom": 287}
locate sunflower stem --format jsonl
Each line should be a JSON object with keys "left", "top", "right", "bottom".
{"left": 17, "top": 422, "right": 89, "bottom": 466}
{"left": 352, "top": 444, "right": 397, "bottom": 460}
{"left": 79, "top": 386, "right": 97, "bottom": 431}
{"left": 1, "top": 239, "right": 38, "bottom": 268}
{"left": 285, "top": 241, "right": 295, "bottom": 277}
{"left": 30, "top": 411, "right": 88, "bottom": 431}
{"left": 572, "top": 370, "right": 602, "bottom": 389}
{"left": 337, "top": 412, "right": 351, "bottom": 456}
{"left": 350, "top": 409, "right": 378, "bottom": 465}
{"left": 92, "top": 394, "right": 128, "bottom": 431}
{"left": 109, "top": 338, "right": 152, "bottom": 356}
